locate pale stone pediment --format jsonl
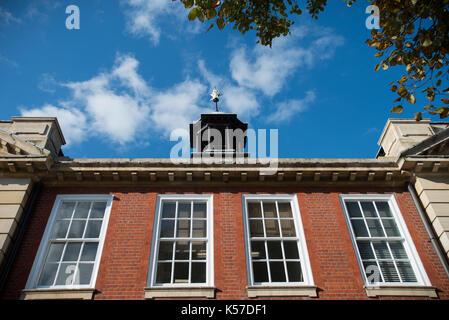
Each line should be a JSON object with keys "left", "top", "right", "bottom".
{"left": 0, "top": 129, "right": 50, "bottom": 157}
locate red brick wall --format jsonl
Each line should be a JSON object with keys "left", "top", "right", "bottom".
{"left": 2, "top": 186, "right": 449, "bottom": 300}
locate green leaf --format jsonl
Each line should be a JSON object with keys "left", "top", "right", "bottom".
{"left": 422, "top": 37, "right": 432, "bottom": 47}
{"left": 188, "top": 7, "right": 199, "bottom": 21}
{"left": 424, "top": 105, "right": 433, "bottom": 110}
{"left": 217, "top": 17, "right": 225, "bottom": 30}
{"left": 414, "top": 112, "right": 422, "bottom": 121}
{"left": 197, "top": 10, "right": 205, "bottom": 22}
{"left": 374, "top": 64, "right": 381, "bottom": 71}
{"left": 211, "top": 1, "right": 221, "bottom": 9}
{"left": 374, "top": 52, "right": 384, "bottom": 57}
{"left": 205, "top": 23, "right": 214, "bottom": 33}
{"left": 440, "top": 109, "right": 449, "bottom": 119}
{"left": 398, "top": 75, "right": 408, "bottom": 84}
{"left": 433, "top": 107, "right": 446, "bottom": 114}
{"left": 407, "top": 94, "right": 416, "bottom": 104}
{"left": 184, "top": 0, "right": 194, "bottom": 9}
{"left": 442, "top": 98, "right": 449, "bottom": 104}
{"left": 398, "top": 86, "right": 408, "bottom": 97}
{"left": 206, "top": 9, "right": 216, "bottom": 20}
{"left": 390, "top": 85, "right": 398, "bottom": 92}
{"left": 391, "top": 105, "right": 404, "bottom": 114}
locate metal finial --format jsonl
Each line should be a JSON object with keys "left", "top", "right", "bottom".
{"left": 210, "top": 88, "right": 221, "bottom": 112}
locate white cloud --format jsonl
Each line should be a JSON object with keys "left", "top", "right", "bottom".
{"left": 267, "top": 91, "right": 316, "bottom": 123}
{"left": 63, "top": 54, "right": 151, "bottom": 144}
{"left": 221, "top": 85, "right": 259, "bottom": 118}
{"left": 37, "top": 73, "right": 58, "bottom": 93}
{"left": 122, "top": 0, "right": 201, "bottom": 45}
{"left": 112, "top": 54, "right": 151, "bottom": 96}
{"left": 198, "top": 59, "right": 259, "bottom": 117}
{"left": 229, "top": 25, "right": 344, "bottom": 97}
{"left": 19, "top": 104, "right": 87, "bottom": 145}
{"left": 20, "top": 53, "right": 208, "bottom": 147}
{"left": 0, "top": 7, "right": 21, "bottom": 24}
{"left": 151, "top": 79, "right": 209, "bottom": 136}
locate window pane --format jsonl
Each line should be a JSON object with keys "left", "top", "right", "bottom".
{"left": 287, "top": 262, "right": 303, "bottom": 282}
{"left": 265, "top": 219, "right": 280, "bottom": 237}
{"left": 251, "top": 241, "right": 266, "bottom": 259}
{"left": 90, "top": 202, "right": 107, "bottom": 218}
{"left": 373, "top": 241, "right": 392, "bottom": 259}
{"left": 379, "top": 261, "right": 400, "bottom": 282}
{"left": 67, "top": 220, "right": 87, "bottom": 238}
{"left": 162, "top": 202, "right": 176, "bottom": 218}
{"left": 269, "top": 262, "right": 286, "bottom": 282}
{"left": 363, "top": 261, "right": 382, "bottom": 283}
{"left": 351, "top": 219, "right": 369, "bottom": 237}
{"left": 248, "top": 202, "right": 262, "bottom": 218}
{"left": 267, "top": 241, "right": 283, "bottom": 259}
{"left": 346, "top": 202, "right": 362, "bottom": 217}
{"left": 389, "top": 242, "right": 408, "bottom": 259}
{"left": 158, "top": 242, "right": 173, "bottom": 260}
{"left": 85, "top": 220, "right": 102, "bottom": 238}
{"left": 55, "top": 263, "right": 77, "bottom": 285}
{"left": 74, "top": 202, "right": 91, "bottom": 219}
{"left": 283, "top": 241, "right": 299, "bottom": 259}
{"left": 249, "top": 220, "right": 264, "bottom": 237}
{"left": 192, "top": 220, "right": 206, "bottom": 238}
{"left": 46, "top": 243, "right": 65, "bottom": 262}
{"left": 253, "top": 262, "right": 268, "bottom": 283}
{"left": 52, "top": 220, "right": 70, "bottom": 239}
{"left": 176, "top": 220, "right": 190, "bottom": 238}
{"left": 62, "top": 242, "right": 82, "bottom": 261}
{"left": 191, "top": 241, "right": 206, "bottom": 260}
{"left": 396, "top": 261, "right": 417, "bottom": 282}
{"left": 193, "top": 203, "right": 206, "bottom": 218}
{"left": 156, "top": 262, "right": 172, "bottom": 283}
{"left": 175, "top": 241, "right": 189, "bottom": 260}
{"left": 37, "top": 263, "right": 58, "bottom": 286}
{"left": 382, "top": 219, "right": 401, "bottom": 237}
{"left": 278, "top": 202, "right": 293, "bottom": 218}
{"left": 77, "top": 263, "right": 94, "bottom": 285}
{"left": 366, "top": 219, "right": 385, "bottom": 237}
{"left": 178, "top": 202, "right": 191, "bottom": 218}
{"left": 191, "top": 262, "right": 206, "bottom": 283}
{"left": 375, "top": 202, "right": 393, "bottom": 217}
{"left": 263, "top": 202, "right": 277, "bottom": 218}
{"left": 357, "top": 241, "right": 375, "bottom": 260}
{"left": 160, "top": 220, "right": 175, "bottom": 238}
{"left": 174, "top": 262, "right": 189, "bottom": 283}
{"left": 58, "top": 202, "right": 75, "bottom": 219}
{"left": 80, "top": 243, "right": 98, "bottom": 261}
{"left": 361, "top": 202, "right": 377, "bottom": 217}
{"left": 280, "top": 219, "right": 296, "bottom": 237}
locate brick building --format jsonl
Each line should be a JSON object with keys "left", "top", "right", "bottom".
{"left": 0, "top": 113, "right": 448, "bottom": 300}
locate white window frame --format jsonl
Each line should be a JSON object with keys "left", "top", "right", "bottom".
{"left": 25, "top": 194, "right": 113, "bottom": 290}
{"left": 242, "top": 194, "right": 314, "bottom": 287}
{"left": 147, "top": 194, "right": 214, "bottom": 288}
{"left": 340, "top": 194, "right": 431, "bottom": 287}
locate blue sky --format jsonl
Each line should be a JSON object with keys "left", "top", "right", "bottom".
{"left": 0, "top": 0, "right": 431, "bottom": 159}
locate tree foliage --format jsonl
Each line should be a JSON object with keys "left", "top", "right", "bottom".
{"left": 178, "top": 0, "right": 449, "bottom": 119}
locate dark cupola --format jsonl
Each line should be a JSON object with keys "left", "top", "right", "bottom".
{"left": 190, "top": 89, "right": 249, "bottom": 159}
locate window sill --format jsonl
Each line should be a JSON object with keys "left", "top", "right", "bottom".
{"left": 364, "top": 285, "right": 438, "bottom": 298}
{"left": 21, "top": 288, "right": 95, "bottom": 300}
{"left": 247, "top": 285, "right": 318, "bottom": 298}
{"left": 144, "top": 286, "right": 215, "bottom": 299}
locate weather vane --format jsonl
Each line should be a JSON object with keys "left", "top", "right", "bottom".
{"left": 210, "top": 88, "right": 221, "bottom": 112}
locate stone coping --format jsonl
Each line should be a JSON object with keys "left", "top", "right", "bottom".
{"left": 144, "top": 286, "right": 215, "bottom": 299}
